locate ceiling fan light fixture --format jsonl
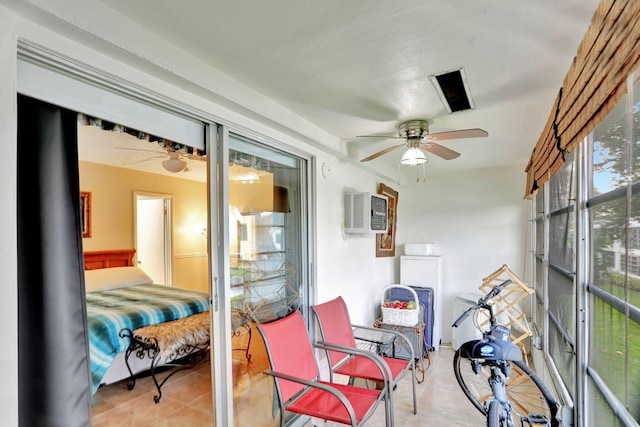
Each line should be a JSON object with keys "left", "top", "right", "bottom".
{"left": 162, "top": 157, "right": 187, "bottom": 173}
{"left": 233, "top": 170, "right": 260, "bottom": 183}
{"left": 400, "top": 147, "right": 427, "bottom": 166}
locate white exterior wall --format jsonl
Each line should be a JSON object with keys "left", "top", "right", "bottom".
{"left": 0, "top": 2, "right": 529, "bottom": 424}
{"left": 396, "top": 164, "right": 529, "bottom": 343}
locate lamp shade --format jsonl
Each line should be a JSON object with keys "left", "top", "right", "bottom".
{"left": 400, "top": 147, "right": 427, "bottom": 166}
{"left": 162, "top": 156, "right": 187, "bottom": 172}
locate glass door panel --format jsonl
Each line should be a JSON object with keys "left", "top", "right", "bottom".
{"left": 227, "top": 133, "right": 307, "bottom": 426}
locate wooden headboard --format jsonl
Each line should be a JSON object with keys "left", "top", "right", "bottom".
{"left": 84, "top": 250, "right": 136, "bottom": 270}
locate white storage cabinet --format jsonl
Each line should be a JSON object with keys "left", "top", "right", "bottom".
{"left": 400, "top": 255, "right": 443, "bottom": 351}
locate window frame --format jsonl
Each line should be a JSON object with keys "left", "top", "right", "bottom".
{"left": 532, "top": 72, "right": 640, "bottom": 427}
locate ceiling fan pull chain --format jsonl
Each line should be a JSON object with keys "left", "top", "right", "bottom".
{"left": 417, "top": 163, "right": 427, "bottom": 183}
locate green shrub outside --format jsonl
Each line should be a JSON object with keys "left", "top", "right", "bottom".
{"left": 603, "top": 271, "right": 640, "bottom": 292}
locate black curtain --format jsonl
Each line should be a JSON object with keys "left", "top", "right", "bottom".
{"left": 17, "top": 95, "right": 91, "bottom": 426}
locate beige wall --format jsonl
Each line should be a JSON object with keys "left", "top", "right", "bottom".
{"left": 79, "top": 161, "right": 209, "bottom": 292}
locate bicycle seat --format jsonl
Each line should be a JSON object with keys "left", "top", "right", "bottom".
{"left": 457, "top": 338, "right": 522, "bottom": 362}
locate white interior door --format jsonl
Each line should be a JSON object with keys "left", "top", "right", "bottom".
{"left": 135, "top": 192, "right": 173, "bottom": 285}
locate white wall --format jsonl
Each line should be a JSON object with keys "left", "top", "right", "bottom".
{"left": 395, "top": 164, "right": 529, "bottom": 343}
{"left": 313, "top": 161, "right": 531, "bottom": 338}
{"left": 315, "top": 156, "right": 396, "bottom": 325}
{"left": 0, "top": 1, "right": 531, "bottom": 424}
{"left": 0, "top": 2, "right": 394, "bottom": 424}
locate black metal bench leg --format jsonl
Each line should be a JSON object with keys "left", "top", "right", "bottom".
{"left": 244, "top": 323, "right": 252, "bottom": 361}
{"left": 149, "top": 352, "right": 163, "bottom": 404}
{"left": 120, "top": 328, "right": 138, "bottom": 391}
{"left": 151, "top": 347, "right": 210, "bottom": 403}
{"left": 119, "top": 326, "right": 210, "bottom": 404}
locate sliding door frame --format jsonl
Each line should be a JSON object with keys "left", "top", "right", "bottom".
{"left": 18, "top": 42, "right": 317, "bottom": 427}
{"left": 211, "top": 123, "right": 316, "bottom": 426}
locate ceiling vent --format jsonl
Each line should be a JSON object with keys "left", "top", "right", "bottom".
{"left": 430, "top": 68, "right": 475, "bottom": 113}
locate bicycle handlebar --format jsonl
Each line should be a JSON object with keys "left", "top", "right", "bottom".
{"left": 452, "top": 279, "right": 512, "bottom": 328}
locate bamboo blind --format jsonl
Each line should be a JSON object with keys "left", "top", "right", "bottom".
{"left": 525, "top": 0, "right": 640, "bottom": 199}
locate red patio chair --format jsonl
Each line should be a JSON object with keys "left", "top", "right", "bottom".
{"left": 257, "top": 310, "right": 390, "bottom": 427}
{"left": 312, "top": 296, "right": 417, "bottom": 421}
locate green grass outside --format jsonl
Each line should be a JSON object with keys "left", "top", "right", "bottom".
{"left": 591, "top": 276, "right": 640, "bottom": 423}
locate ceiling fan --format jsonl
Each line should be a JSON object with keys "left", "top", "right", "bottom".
{"left": 359, "top": 119, "right": 488, "bottom": 165}
{"left": 119, "top": 145, "right": 205, "bottom": 173}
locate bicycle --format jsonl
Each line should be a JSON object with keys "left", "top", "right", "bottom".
{"left": 452, "top": 279, "right": 560, "bottom": 427}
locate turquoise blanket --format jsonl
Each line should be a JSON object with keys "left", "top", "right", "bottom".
{"left": 86, "top": 284, "right": 209, "bottom": 394}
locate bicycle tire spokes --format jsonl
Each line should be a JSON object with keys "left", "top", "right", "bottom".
{"left": 452, "top": 283, "right": 560, "bottom": 427}
{"left": 453, "top": 353, "right": 557, "bottom": 426}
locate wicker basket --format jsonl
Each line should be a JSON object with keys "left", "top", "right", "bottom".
{"left": 380, "top": 285, "right": 420, "bottom": 326}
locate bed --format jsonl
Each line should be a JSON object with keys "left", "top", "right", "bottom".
{"left": 84, "top": 250, "right": 210, "bottom": 394}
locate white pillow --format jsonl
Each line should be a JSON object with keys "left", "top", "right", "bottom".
{"left": 85, "top": 266, "right": 154, "bottom": 292}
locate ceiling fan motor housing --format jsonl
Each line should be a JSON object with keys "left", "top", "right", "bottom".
{"left": 398, "top": 119, "right": 430, "bottom": 140}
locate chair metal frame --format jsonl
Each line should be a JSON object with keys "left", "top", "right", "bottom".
{"left": 312, "top": 296, "right": 418, "bottom": 422}
{"left": 257, "top": 310, "right": 391, "bottom": 427}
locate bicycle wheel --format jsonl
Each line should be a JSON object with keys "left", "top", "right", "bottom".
{"left": 453, "top": 350, "right": 559, "bottom": 426}
{"left": 487, "top": 400, "right": 502, "bottom": 427}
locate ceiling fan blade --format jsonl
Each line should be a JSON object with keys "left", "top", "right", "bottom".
{"left": 427, "top": 128, "right": 488, "bottom": 141}
{"left": 356, "top": 134, "right": 404, "bottom": 140}
{"left": 124, "top": 154, "right": 166, "bottom": 166}
{"left": 360, "top": 144, "right": 404, "bottom": 162}
{"left": 184, "top": 153, "right": 206, "bottom": 161}
{"left": 421, "top": 142, "right": 461, "bottom": 160}
{"left": 118, "top": 147, "right": 167, "bottom": 154}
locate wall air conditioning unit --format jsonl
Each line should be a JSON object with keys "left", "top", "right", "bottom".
{"left": 344, "top": 192, "right": 388, "bottom": 234}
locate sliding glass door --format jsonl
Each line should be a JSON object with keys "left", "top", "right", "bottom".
{"left": 210, "top": 128, "right": 312, "bottom": 426}
{"left": 18, "top": 44, "right": 316, "bottom": 427}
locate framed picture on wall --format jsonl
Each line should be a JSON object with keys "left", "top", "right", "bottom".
{"left": 376, "top": 183, "right": 398, "bottom": 257}
{"left": 80, "top": 191, "right": 92, "bottom": 238}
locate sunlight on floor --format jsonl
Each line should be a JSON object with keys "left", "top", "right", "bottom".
{"left": 91, "top": 332, "right": 486, "bottom": 426}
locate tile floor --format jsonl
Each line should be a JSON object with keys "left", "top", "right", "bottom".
{"left": 91, "top": 331, "right": 485, "bottom": 426}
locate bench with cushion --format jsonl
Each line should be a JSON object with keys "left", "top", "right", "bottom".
{"left": 119, "top": 311, "right": 210, "bottom": 403}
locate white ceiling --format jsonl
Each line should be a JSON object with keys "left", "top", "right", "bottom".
{"left": 78, "top": 125, "right": 207, "bottom": 181}
{"left": 88, "top": 0, "right": 599, "bottom": 179}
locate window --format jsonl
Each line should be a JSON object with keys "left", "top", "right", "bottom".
{"left": 226, "top": 133, "right": 311, "bottom": 426}
{"left": 628, "top": 228, "right": 640, "bottom": 250}
{"left": 586, "top": 79, "right": 640, "bottom": 425}
{"left": 533, "top": 74, "right": 640, "bottom": 426}
{"left": 534, "top": 186, "right": 545, "bottom": 337}
{"left": 547, "top": 151, "right": 576, "bottom": 398}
